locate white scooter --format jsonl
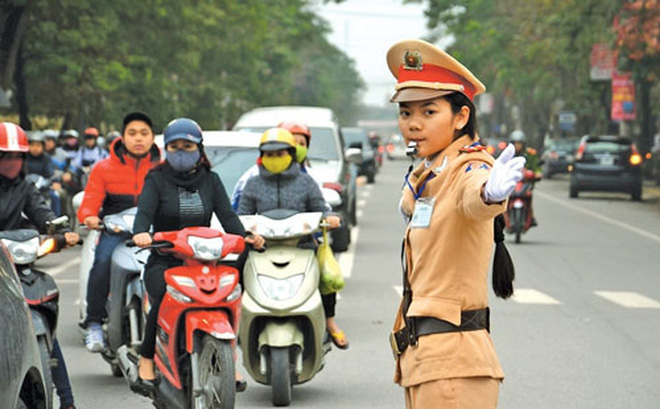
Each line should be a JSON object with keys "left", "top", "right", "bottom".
{"left": 238, "top": 209, "right": 332, "bottom": 407}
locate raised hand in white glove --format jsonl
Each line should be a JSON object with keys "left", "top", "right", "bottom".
{"left": 483, "top": 143, "right": 526, "bottom": 203}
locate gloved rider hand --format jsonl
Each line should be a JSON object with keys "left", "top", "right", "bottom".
{"left": 483, "top": 143, "right": 526, "bottom": 203}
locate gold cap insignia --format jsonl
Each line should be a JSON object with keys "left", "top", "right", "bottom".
{"left": 403, "top": 51, "right": 423, "bottom": 71}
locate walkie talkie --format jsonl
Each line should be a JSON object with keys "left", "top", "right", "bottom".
{"left": 405, "top": 141, "right": 418, "bottom": 158}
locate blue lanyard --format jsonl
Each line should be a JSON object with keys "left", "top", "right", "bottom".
{"left": 405, "top": 171, "right": 435, "bottom": 200}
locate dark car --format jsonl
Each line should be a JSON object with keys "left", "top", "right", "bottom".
{"left": 542, "top": 137, "right": 580, "bottom": 178}
{"left": 569, "top": 135, "right": 643, "bottom": 201}
{"left": 342, "top": 127, "right": 377, "bottom": 183}
{"left": 0, "top": 241, "right": 48, "bottom": 409}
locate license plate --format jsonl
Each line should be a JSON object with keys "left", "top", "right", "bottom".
{"left": 600, "top": 155, "right": 614, "bottom": 166}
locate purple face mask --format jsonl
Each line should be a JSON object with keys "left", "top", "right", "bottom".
{"left": 0, "top": 158, "right": 23, "bottom": 179}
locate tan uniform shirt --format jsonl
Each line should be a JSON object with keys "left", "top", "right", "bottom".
{"left": 394, "top": 135, "right": 506, "bottom": 387}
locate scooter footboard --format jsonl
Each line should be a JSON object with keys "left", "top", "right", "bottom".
{"left": 185, "top": 310, "right": 235, "bottom": 353}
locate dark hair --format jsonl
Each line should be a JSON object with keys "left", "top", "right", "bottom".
{"left": 443, "top": 92, "right": 478, "bottom": 140}
{"left": 492, "top": 214, "right": 515, "bottom": 299}
{"left": 121, "top": 112, "right": 153, "bottom": 135}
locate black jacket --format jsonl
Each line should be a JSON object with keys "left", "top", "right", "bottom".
{"left": 0, "top": 176, "right": 57, "bottom": 232}
{"left": 133, "top": 164, "right": 245, "bottom": 237}
{"left": 26, "top": 153, "right": 55, "bottom": 179}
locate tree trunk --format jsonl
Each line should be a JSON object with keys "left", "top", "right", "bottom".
{"left": 14, "top": 44, "right": 30, "bottom": 130}
{"left": 0, "top": 4, "right": 28, "bottom": 91}
{"left": 637, "top": 75, "right": 652, "bottom": 153}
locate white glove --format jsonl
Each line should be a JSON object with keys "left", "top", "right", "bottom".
{"left": 483, "top": 143, "right": 526, "bottom": 203}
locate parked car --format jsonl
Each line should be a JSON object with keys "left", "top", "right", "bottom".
{"left": 233, "top": 106, "right": 360, "bottom": 252}
{"left": 342, "top": 127, "right": 377, "bottom": 183}
{"left": 385, "top": 134, "right": 408, "bottom": 160}
{"left": 542, "top": 137, "right": 580, "bottom": 178}
{"left": 0, "top": 241, "right": 48, "bottom": 409}
{"left": 569, "top": 135, "right": 643, "bottom": 201}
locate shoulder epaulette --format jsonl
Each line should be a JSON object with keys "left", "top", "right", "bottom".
{"left": 459, "top": 141, "right": 486, "bottom": 154}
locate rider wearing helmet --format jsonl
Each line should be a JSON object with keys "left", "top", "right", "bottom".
{"left": 78, "top": 112, "right": 161, "bottom": 353}
{"left": 510, "top": 130, "right": 541, "bottom": 226}
{"left": 231, "top": 121, "right": 317, "bottom": 210}
{"left": 0, "top": 122, "right": 80, "bottom": 409}
{"left": 237, "top": 128, "right": 349, "bottom": 349}
{"left": 26, "top": 131, "right": 65, "bottom": 216}
{"left": 71, "top": 126, "right": 108, "bottom": 170}
{"left": 131, "top": 118, "right": 264, "bottom": 393}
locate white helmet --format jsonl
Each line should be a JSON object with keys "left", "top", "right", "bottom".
{"left": 510, "top": 130, "right": 526, "bottom": 143}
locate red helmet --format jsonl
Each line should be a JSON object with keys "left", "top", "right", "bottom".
{"left": 277, "top": 121, "right": 311, "bottom": 144}
{"left": 0, "top": 122, "right": 29, "bottom": 153}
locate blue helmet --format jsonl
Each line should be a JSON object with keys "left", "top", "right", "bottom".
{"left": 163, "top": 118, "right": 203, "bottom": 146}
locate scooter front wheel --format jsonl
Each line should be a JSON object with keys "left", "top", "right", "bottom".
{"left": 192, "top": 335, "right": 235, "bottom": 409}
{"left": 270, "top": 347, "right": 292, "bottom": 407}
{"left": 37, "top": 336, "right": 54, "bottom": 409}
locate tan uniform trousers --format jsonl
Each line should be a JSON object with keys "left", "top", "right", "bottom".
{"left": 404, "top": 377, "right": 499, "bottom": 409}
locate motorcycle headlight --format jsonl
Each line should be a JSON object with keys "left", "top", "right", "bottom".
{"left": 225, "top": 283, "right": 242, "bottom": 302}
{"left": 188, "top": 236, "right": 224, "bottom": 261}
{"left": 257, "top": 274, "right": 304, "bottom": 301}
{"left": 513, "top": 200, "right": 524, "bottom": 209}
{"left": 2, "top": 237, "right": 39, "bottom": 265}
{"left": 166, "top": 284, "right": 193, "bottom": 303}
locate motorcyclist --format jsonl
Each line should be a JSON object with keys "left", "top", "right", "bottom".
{"left": 0, "top": 122, "right": 80, "bottom": 409}
{"left": 71, "top": 127, "right": 108, "bottom": 170}
{"left": 237, "top": 127, "right": 349, "bottom": 349}
{"left": 231, "top": 121, "right": 318, "bottom": 211}
{"left": 131, "top": 117, "right": 265, "bottom": 392}
{"left": 26, "top": 131, "right": 64, "bottom": 216}
{"left": 510, "top": 130, "right": 541, "bottom": 226}
{"left": 77, "top": 112, "right": 161, "bottom": 352}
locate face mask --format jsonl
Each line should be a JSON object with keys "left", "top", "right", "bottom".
{"left": 295, "top": 145, "right": 308, "bottom": 163}
{"left": 167, "top": 150, "right": 200, "bottom": 172}
{"left": 0, "top": 158, "right": 23, "bottom": 179}
{"left": 262, "top": 155, "right": 293, "bottom": 174}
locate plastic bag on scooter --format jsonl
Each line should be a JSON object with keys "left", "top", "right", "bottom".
{"left": 318, "top": 227, "right": 344, "bottom": 295}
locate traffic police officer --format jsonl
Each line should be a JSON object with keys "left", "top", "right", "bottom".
{"left": 387, "top": 39, "right": 525, "bottom": 408}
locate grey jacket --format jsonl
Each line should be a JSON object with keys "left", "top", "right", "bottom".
{"left": 237, "top": 163, "right": 328, "bottom": 215}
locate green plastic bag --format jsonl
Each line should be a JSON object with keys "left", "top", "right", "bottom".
{"left": 318, "top": 227, "right": 345, "bottom": 295}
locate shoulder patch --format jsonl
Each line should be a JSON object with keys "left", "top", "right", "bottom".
{"left": 465, "top": 162, "right": 490, "bottom": 172}
{"left": 459, "top": 141, "right": 486, "bottom": 154}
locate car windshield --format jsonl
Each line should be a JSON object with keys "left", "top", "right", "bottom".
{"left": 584, "top": 140, "right": 631, "bottom": 155}
{"left": 234, "top": 126, "right": 339, "bottom": 161}
{"left": 551, "top": 139, "right": 579, "bottom": 152}
{"left": 206, "top": 146, "right": 260, "bottom": 196}
{"left": 343, "top": 129, "right": 368, "bottom": 147}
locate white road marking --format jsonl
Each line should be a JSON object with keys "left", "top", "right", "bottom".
{"left": 511, "top": 288, "right": 561, "bottom": 305}
{"left": 49, "top": 256, "right": 81, "bottom": 277}
{"left": 595, "top": 291, "right": 660, "bottom": 309}
{"left": 356, "top": 210, "right": 363, "bottom": 219}
{"left": 361, "top": 189, "right": 372, "bottom": 198}
{"left": 357, "top": 199, "right": 367, "bottom": 207}
{"left": 536, "top": 191, "right": 660, "bottom": 244}
{"left": 394, "top": 285, "right": 403, "bottom": 297}
{"left": 74, "top": 298, "right": 80, "bottom": 306}
{"left": 337, "top": 227, "right": 359, "bottom": 278}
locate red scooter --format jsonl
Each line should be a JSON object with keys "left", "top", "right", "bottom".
{"left": 504, "top": 169, "right": 540, "bottom": 243}
{"left": 117, "top": 226, "right": 244, "bottom": 409}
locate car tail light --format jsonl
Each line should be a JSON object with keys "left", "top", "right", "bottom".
{"left": 323, "top": 182, "right": 343, "bottom": 193}
{"left": 378, "top": 146, "right": 384, "bottom": 153}
{"left": 629, "top": 153, "right": 642, "bottom": 166}
{"left": 645, "top": 152, "right": 652, "bottom": 160}
{"left": 387, "top": 144, "right": 394, "bottom": 152}
{"left": 575, "top": 141, "right": 586, "bottom": 160}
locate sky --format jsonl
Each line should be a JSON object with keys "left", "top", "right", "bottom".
{"left": 313, "top": 0, "right": 431, "bottom": 107}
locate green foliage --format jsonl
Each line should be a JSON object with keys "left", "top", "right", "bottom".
{"left": 9, "top": 0, "right": 363, "bottom": 131}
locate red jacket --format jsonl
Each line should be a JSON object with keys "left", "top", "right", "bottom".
{"left": 77, "top": 138, "right": 161, "bottom": 222}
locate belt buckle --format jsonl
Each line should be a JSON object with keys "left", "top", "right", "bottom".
{"left": 390, "top": 332, "right": 402, "bottom": 357}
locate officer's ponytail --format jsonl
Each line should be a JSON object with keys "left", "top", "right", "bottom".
{"left": 492, "top": 214, "right": 515, "bottom": 299}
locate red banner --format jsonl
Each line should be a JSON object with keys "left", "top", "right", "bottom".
{"left": 611, "top": 71, "right": 635, "bottom": 121}
{"left": 590, "top": 44, "right": 615, "bottom": 81}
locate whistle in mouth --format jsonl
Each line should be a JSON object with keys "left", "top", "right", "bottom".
{"left": 406, "top": 141, "right": 418, "bottom": 157}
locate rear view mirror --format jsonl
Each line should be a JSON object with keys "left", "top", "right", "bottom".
{"left": 344, "top": 147, "right": 362, "bottom": 164}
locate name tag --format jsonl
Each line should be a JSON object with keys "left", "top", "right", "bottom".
{"left": 410, "top": 197, "right": 435, "bottom": 228}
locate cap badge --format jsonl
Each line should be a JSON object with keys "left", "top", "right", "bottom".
{"left": 403, "top": 51, "right": 423, "bottom": 71}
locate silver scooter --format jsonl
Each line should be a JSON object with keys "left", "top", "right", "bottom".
{"left": 238, "top": 209, "right": 332, "bottom": 407}
{"left": 77, "top": 206, "right": 148, "bottom": 376}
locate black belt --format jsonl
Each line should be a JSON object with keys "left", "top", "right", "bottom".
{"left": 390, "top": 308, "right": 490, "bottom": 356}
